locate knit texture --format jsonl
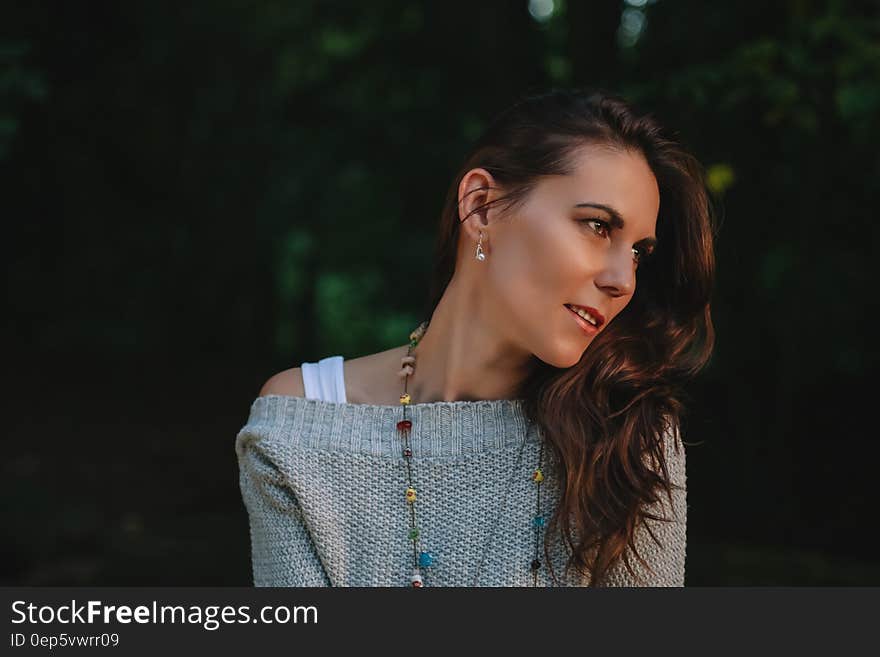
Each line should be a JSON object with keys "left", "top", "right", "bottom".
{"left": 235, "top": 394, "right": 687, "bottom": 587}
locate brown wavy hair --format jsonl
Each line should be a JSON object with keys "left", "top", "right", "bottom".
{"left": 419, "top": 88, "right": 717, "bottom": 585}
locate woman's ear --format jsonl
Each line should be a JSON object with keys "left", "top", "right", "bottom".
{"left": 457, "top": 167, "right": 497, "bottom": 242}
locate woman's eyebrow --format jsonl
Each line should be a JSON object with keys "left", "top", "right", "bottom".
{"left": 574, "top": 202, "right": 657, "bottom": 248}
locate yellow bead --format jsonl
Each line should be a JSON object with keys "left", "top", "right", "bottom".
{"left": 405, "top": 487, "right": 417, "bottom": 503}
{"left": 533, "top": 468, "right": 544, "bottom": 483}
{"left": 409, "top": 322, "right": 428, "bottom": 342}
{"left": 400, "top": 393, "right": 411, "bottom": 405}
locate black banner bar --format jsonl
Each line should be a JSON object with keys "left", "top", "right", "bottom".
{"left": 2, "top": 587, "right": 876, "bottom": 653}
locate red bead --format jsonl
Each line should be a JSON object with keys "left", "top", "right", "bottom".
{"left": 397, "top": 420, "right": 412, "bottom": 432}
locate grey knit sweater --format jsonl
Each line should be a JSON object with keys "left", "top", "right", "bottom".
{"left": 235, "top": 394, "right": 687, "bottom": 587}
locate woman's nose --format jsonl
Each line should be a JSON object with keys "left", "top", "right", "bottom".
{"left": 594, "top": 248, "right": 635, "bottom": 297}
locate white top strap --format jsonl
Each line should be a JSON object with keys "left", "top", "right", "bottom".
{"left": 300, "top": 355, "right": 347, "bottom": 403}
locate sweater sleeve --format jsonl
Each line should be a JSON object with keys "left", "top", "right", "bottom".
{"left": 235, "top": 422, "right": 331, "bottom": 587}
{"left": 601, "top": 421, "right": 688, "bottom": 587}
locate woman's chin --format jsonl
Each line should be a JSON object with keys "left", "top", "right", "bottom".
{"left": 537, "top": 344, "right": 589, "bottom": 369}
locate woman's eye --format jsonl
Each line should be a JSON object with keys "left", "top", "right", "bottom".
{"left": 581, "top": 218, "right": 610, "bottom": 238}
{"left": 580, "top": 217, "right": 654, "bottom": 264}
{"left": 633, "top": 246, "right": 655, "bottom": 264}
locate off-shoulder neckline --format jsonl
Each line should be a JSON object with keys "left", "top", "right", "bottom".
{"left": 240, "top": 394, "right": 537, "bottom": 459}
{"left": 254, "top": 393, "right": 527, "bottom": 410}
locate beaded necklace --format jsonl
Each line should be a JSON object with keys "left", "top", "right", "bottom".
{"left": 396, "top": 320, "right": 547, "bottom": 587}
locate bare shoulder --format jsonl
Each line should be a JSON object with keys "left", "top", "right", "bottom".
{"left": 258, "top": 367, "right": 305, "bottom": 398}
{"left": 257, "top": 345, "right": 409, "bottom": 404}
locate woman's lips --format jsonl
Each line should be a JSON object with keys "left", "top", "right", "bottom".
{"left": 566, "top": 303, "right": 605, "bottom": 327}
{"left": 565, "top": 304, "right": 599, "bottom": 336}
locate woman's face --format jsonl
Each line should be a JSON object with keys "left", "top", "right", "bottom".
{"left": 474, "top": 144, "right": 660, "bottom": 368}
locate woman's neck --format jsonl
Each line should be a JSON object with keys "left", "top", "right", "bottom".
{"left": 406, "top": 277, "right": 535, "bottom": 404}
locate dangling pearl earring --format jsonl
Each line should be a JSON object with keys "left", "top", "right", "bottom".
{"left": 475, "top": 231, "right": 486, "bottom": 261}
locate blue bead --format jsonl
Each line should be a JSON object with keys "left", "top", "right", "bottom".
{"left": 532, "top": 515, "right": 545, "bottom": 528}
{"left": 418, "top": 551, "right": 434, "bottom": 567}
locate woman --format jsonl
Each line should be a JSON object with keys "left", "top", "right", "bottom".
{"left": 236, "top": 87, "right": 716, "bottom": 587}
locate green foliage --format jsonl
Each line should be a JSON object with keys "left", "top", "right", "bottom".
{"left": 0, "top": 41, "right": 46, "bottom": 160}
{"left": 706, "top": 163, "right": 736, "bottom": 195}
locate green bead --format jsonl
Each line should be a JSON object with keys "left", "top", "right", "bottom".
{"left": 408, "top": 527, "right": 420, "bottom": 540}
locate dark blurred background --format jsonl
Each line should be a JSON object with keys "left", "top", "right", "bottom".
{"left": 3, "top": 0, "right": 879, "bottom": 585}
